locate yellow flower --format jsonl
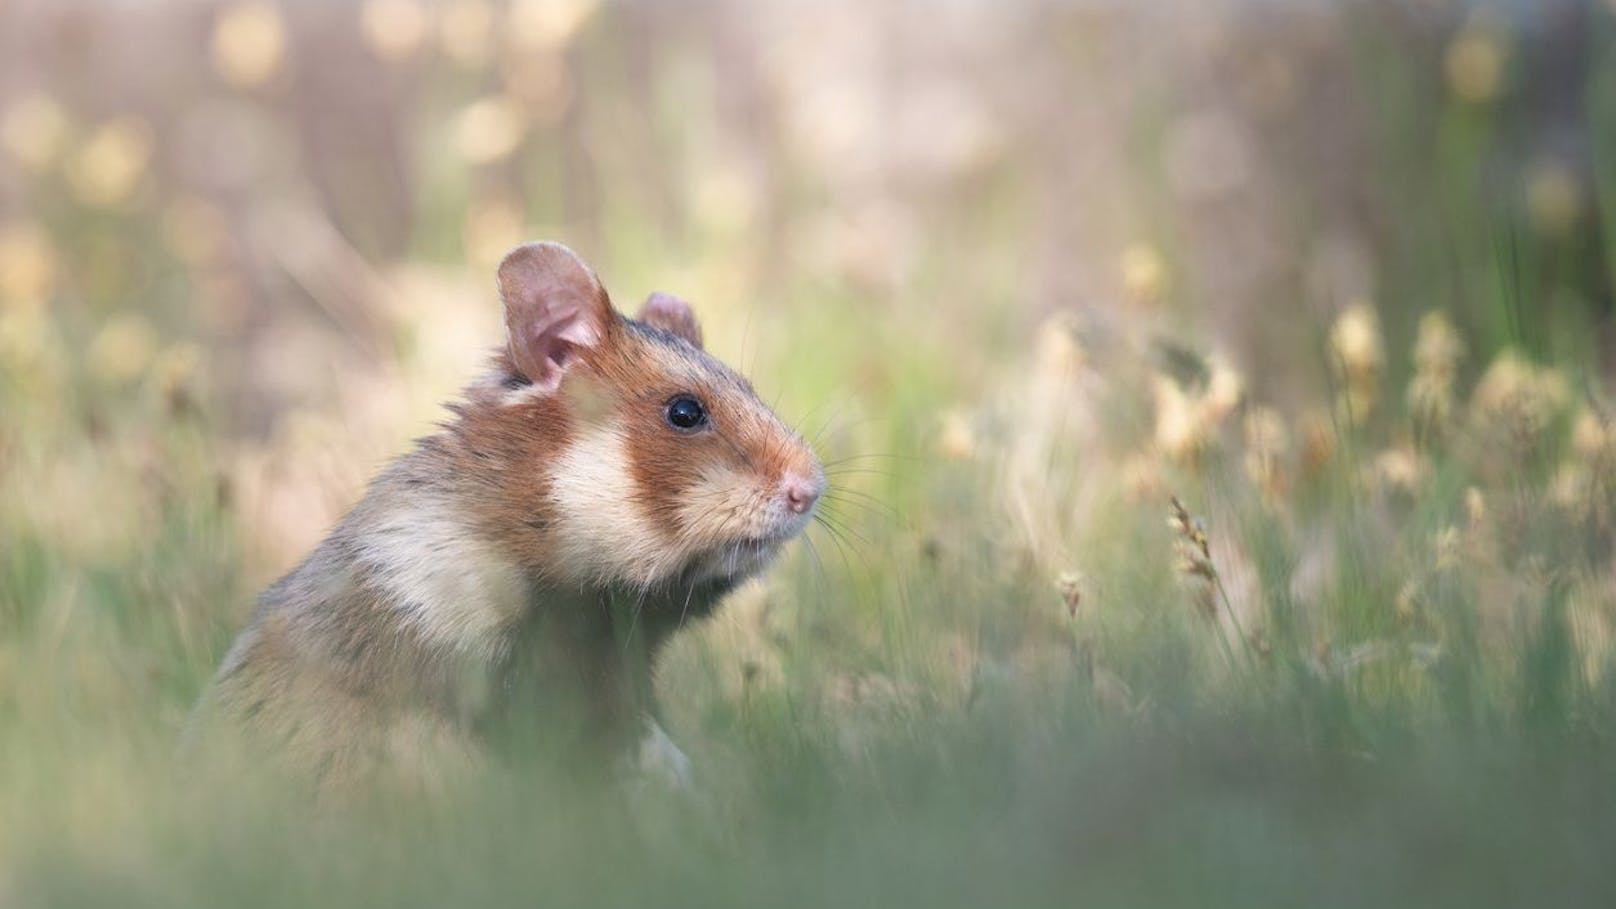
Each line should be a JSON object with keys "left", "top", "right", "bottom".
{"left": 1035, "top": 315, "right": 1085, "bottom": 377}
{"left": 1572, "top": 408, "right": 1613, "bottom": 462}
{"left": 1525, "top": 160, "right": 1581, "bottom": 236}
{"left": 0, "top": 222, "right": 58, "bottom": 311}
{"left": 1470, "top": 350, "right": 1569, "bottom": 435}
{"left": 88, "top": 314, "right": 158, "bottom": 386}
{"left": 0, "top": 93, "right": 70, "bottom": 174}
{"left": 212, "top": 1, "right": 287, "bottom": 89}
{"left": 1413, "top": 310, "right": 1465, "bottom": 379}
{"left": 1243, "top": 406, "right": 1289, "bottom": 502}
{"left": 1055, "top": 571, "right": 1083, "bottom": 617}
{"left": 1465, "top": 486, "right": 1487, "bottom": 526}
{"left": 150, "top": 342, "right": 205, "bottom": 401}
{"left": 1120, "top": 243, "right": 1166, "bottom": 306}
{"left": 1330, "top": 302, "right": 1382, "bottom": 424}
{"left": 360, "top": 0, "right": 429, "bottom": 62}
{"left": 1330, "top": 301, "right": 1383, "bottom": 381}
{"left": 502, "top": 53, "right": 573, "bottom": 124}
{"left": 1152, "top": 375, "right": 1201, "bottom": 461}
{"left": 1445, "top": 18, "right": 1507, "bottom": 104}
{"left": 938, "top": 410, "right": 976, "bottom": 460}
{"left": 508, "top": 0, "right": 597, "bottom": 53}
{"left": 1373, "top": 447, "right": 1424, "bottom": 495}
{"left": 1203, "top": 356, "right": 1245, "bottom": 424}
{"left": 1409, "top": 313, "right": 1463, "bottom": 434}
{"left": 1298, "top": 408, "right": 1336, "bottom": 474}
{"left": 65, "top": 118, "right": 153, "bottom": 209}
{"left": 454, "top": 96, "right": 525, "bottom": 164}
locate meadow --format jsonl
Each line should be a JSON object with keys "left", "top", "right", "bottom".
{"left": 3, "top": 1, "right": 1616, "bottom": 905}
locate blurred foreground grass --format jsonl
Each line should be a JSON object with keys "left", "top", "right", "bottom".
{"left": 4, "top": 1, "right": 1616, "bottom": 906}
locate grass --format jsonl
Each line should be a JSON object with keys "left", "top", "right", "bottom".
{"left": 4, "top": 1, "right": 1616, "bottom": 906}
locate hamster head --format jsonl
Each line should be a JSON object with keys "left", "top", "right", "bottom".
{"left": 453, "top": 242, "right": 824, "bottom": 591}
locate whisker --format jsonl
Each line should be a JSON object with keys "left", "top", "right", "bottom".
{"left": 822, "top": 486, "right": 897, "bottom": 513}
{"left": 813, "top": 509, "right": 873, "bottom": 548}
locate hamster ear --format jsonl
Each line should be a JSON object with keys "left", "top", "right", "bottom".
{"left": 498, "top": 242, "right": 614, "bottom": 391}
{"left": 637, "top": 292, "right": 703, "bottom": 349}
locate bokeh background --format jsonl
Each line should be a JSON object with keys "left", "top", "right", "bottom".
{"left": 5, "top": 0, "right": 1616, "bottom": 906}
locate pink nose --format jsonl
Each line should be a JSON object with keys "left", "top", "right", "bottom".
{"left": 783, "top": 475, "right": 822, "bottom": 515}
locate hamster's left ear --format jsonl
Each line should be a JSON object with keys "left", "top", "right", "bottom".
{"left": 637, "top": 292, "right": 703, "bottom": 349}
{"left": 498, "top": 242, "right": 615, "bottom": 392}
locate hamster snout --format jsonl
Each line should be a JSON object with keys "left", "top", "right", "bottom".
{"left": 782, "top": 471, "right": 823, "bottom": 516}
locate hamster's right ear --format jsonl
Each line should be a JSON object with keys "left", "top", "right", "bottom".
{"left": 498, "top": 242, "right": 614, "bottom": 392}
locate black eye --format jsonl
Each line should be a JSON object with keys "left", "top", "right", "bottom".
{"left": 664, "top": 395, "right": 708, "bottom": 431}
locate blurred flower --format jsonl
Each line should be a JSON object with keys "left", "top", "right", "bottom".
{"left": 1572, "top": 408, "right": 1614, "bottom": 463}
{"left": 1330, "top": 301, "right": 1382, "bottom": 381}
{"left": 150, "top": 342, "right": 205, "bottom": 408}
{"left": 1395, "top": 578, "right": 1420, "bottom": 622}
{"left": 938, "top": 409, "right": 976, "bottom": 460}
{"left": 1552, "top": 464, "right": 1589, "bottom": 512}
{"left": 1465, "top": 486, "right": 1487, "bottom": 526}
{"left": 88, "top": 314, "right": 158, "bottom": 386}
{"left": 1243, "top": 406, "right": 1289, "bottom": 505}
{"left": 0, "top": 309, "right": 57, "bottom": 382}
{"left": 1204, "top": 356, "right": 1245, "bottom": 425}
{"left": 1408, "top": 310, "right": 1465, "bottom": 435}
{"left": 1299, "top": 407, "right": 1336, "bottom": 475}
{"left": 1445, "top": 16, "right": 1508, "bottom": 104}
{"left": 508, "top": 0, "right": 597, "bottom": 53}
{"left": 0, "top": 221, "right": 58, "bottom": 312}
{"left": 439, "top": 0, "right": 494, "bottom": 69}
{"left": 1035, "top": 315, "right": 1085, "bottom": 377}
{"left": 463, "top": 197, "right": 525, "bottom": 267}
{"left": 1152, "top": 355, "right": 1243, "bottom": 463}
{"left": 502, "top": 53, "right": 573, "bottom": 124}
{"left": 1470, "top": 350, "right": 1569, "bottom": 438}
{"left": 1330, "top": 301, "right": 1382, "bottom": 423}
{"left": 1373, "top": 447, "right": 1425, "bottom": 495}
{"left": 1413, "top": 310, "right": 1465, "bottom": 379}
{"left": 1153, "top": 376, "right": 1200, "bottom": 461}
{"left": 1055, "top": 570, "right": 1083, "bottom": 617}
{"left": 212, "top": 1, "right": 287, "bottom": 89}
{"left": 454, "top": 95, "right": 525, "bottom": 164}
{"left": 1120, "top": 243, "right": 1166, "bottom": 306}
{"left": 0, "top": 93, "right": 70, "bottom": 174}
{"left": 1524, "top": 159, "right": 1582, "bottom": 237}
{"left": 65, "top": 118, "right": 154, "bottom": 209}
{"left": 360, "top": 0, "right": 429, "bottom": 62}
{"left": 1433, "top": 525, "right": 1461, "bottom": 568}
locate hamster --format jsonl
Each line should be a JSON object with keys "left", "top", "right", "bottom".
{"left": 192, "top": 241, "right": 824, "bottom": 792}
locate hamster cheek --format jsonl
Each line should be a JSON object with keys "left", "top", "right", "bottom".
{"left": 676, "top": 465, "right": 769, "bottom": 548}
{"left": 547, "top": 421, "right": 672, "bottom": 585}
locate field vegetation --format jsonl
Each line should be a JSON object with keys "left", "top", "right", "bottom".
{"left": 3, "top": 1, "right": 1616, "bottom": 905}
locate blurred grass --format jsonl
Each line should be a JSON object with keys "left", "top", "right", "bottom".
{"left": 4, "top": 0, "right": 1616, "bottom": 906}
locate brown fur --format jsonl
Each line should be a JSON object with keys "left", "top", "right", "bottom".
{"left": 191, "top": 243, "right": 822, "bottom": 794}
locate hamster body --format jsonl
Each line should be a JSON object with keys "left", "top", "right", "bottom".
{"left": 194, "top": 242, "right": 823, "bottom": 790}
